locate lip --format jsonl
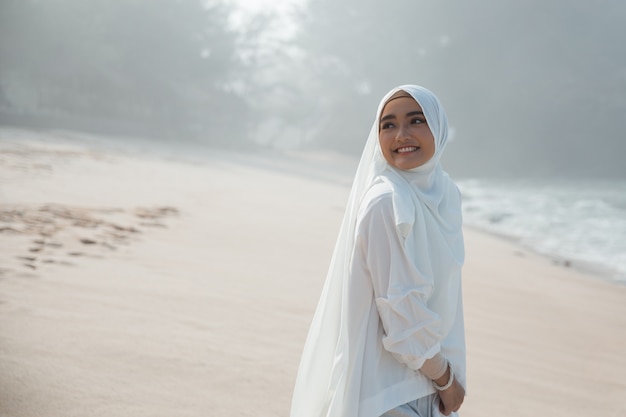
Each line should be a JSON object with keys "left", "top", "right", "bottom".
{"left": 394, "top": 146, "right": 419, "bottom": 153}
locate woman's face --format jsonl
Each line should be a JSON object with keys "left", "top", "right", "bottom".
{"left": 379, "top": 95, "right": 435, "bottom": 171}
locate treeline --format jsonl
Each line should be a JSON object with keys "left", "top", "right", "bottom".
{"left": 0, "top": 0, "right": 246, "bottom": 143}
{"left": 1, "top": 0, "right": 625, "bottom": 177}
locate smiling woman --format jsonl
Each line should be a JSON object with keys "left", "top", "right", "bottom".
{"left": 290, "top": 85, "right": 466, "bottom": 417}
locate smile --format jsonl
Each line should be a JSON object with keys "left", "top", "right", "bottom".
{"left": 395, "top": 146, "right": 418, "bottom": 153}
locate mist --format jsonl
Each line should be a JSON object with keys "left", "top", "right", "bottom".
{"left": 1, "top": 0, "right": 625, "bottom": 178}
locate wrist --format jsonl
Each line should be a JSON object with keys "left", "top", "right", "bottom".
{"left": 432, "top": 364, "right": 454, "bottom": 391}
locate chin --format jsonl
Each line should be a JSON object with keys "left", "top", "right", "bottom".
{"left": 394, "top": 158, "right": 423, "bottom": 170}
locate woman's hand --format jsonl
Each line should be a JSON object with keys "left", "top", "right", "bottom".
{"left": 437, "top": 378, "right": 465, "bottom": 416}
{"left": 431, "top": 365, "right": 465, "bottom": 416}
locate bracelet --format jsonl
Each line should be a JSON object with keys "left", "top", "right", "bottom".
{"left": 432, "top": 366, "right": 454, "bottom": 391}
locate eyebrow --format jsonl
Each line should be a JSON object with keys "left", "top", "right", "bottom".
{"left": 380, "top": 110, "right": 424, "bottom": 122}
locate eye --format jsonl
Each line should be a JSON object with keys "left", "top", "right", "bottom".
{"left": 380, "top": 122, "right": 395, "bottom": 130}
{"left": 411, "top": 117, "right": 426, "bottom": 125}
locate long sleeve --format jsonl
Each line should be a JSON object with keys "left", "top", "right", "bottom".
{"left": 356, "top": 194, "right": 443, "bottom": 371}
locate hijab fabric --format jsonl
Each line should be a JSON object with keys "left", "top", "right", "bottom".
{"left": 290, "top": 85, "right": 464, "bottom": 417}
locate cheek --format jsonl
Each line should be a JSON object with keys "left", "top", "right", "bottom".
{"left": 378, "top": 135, "right": 394, "bottom": 161}
{"left": 378, "top": 135, "right": 385, "bottom": 150}
{"left": 378, "top": 132, "right": 393, "bottom": 148}
{"left": 426, "top": 139, "right": 436, "bottom": 158}
{"left": 420, "top": 130, "right": 435, "bottom": 149}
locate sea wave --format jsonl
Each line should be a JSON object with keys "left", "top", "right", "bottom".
{"left": 458, "top": 178, "right": 626, "bottom": 283}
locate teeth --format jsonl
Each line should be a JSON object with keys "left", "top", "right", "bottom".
{"left": 397, "top": 146, "right": 417, "bottom": 153}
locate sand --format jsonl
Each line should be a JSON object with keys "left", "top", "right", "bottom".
{"left": 0, "top": 128, "right": 624, "bottom": 417}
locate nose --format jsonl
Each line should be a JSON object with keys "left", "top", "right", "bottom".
{"left": 396, "top": 123, "right": 410, "bottom": 142}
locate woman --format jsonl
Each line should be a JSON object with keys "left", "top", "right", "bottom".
{"left": 290, "top": 85, "right": 466, "bottom": 417}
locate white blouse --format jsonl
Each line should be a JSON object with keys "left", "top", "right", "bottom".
{"left": 348, "top": 179, "right": 466, "bottom": 417}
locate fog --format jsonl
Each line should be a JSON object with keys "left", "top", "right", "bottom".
{"left": 1, "top": 0, "right": 625, "bottom": 178}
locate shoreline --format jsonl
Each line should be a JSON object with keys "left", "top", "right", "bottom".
{"left": 463, "top": 224, "right": 626, "bottom": 286}
{"left": 2, "top": 125, "right": 624, "bottom": 289}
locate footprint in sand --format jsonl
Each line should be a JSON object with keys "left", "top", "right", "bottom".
{"left": 1, "top": 203, "right": 179, "bottom": 275}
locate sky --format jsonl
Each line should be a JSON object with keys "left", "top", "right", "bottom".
{"left": 226, "top": 0, "right": 301, "bottom": 14}
{"left": 223, "top": 0, "right": 305, "bottom": 38}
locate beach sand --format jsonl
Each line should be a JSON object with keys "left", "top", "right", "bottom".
{"left": 1, "top": 128, "right": 624, "bottom": 417}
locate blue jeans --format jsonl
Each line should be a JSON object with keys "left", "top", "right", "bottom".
{"left": 379, "top": 394, "right": 440, "bottom": 417}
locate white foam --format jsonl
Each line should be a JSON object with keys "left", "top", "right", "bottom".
{"left": 458, "top": 179, "right": 626, "bottom": 283}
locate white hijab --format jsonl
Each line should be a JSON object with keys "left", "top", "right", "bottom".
{"left": 290, "top": 85, "right": 464, "bottom": 417}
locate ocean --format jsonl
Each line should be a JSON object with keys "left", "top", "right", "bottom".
{"left": 457, "top": 178, "right": 626, "bottom": 284}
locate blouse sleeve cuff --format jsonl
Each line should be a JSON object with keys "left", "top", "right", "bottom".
{"left": 419, "top": 351, "right": 448, "bottom": 380}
